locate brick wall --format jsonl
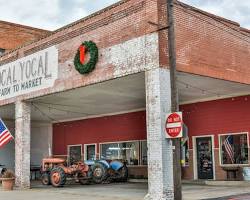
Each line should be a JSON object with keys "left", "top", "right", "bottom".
{"left": 0, "top": 21, "right": 50, "bottom": 51}
{"left": 0, "top": 0, "right": 160, "bottom": 106}
{"left": 157, "top": 1, "right": 250, "bottom": 84}
{"left": 0, "top": 0, "right": 249, "bottom": 105}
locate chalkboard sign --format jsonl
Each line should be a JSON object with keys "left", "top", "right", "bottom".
{"left": 68, "top": 145, "right": 82, "bottom": 165}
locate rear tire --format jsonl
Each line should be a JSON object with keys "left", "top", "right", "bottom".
{"left": 41, "top": 172, "right": 51, "bottom": 185}
{"left": 50, "top": 167, "right": 66, "bottom": 187}
{"left": 91, "top": 163, "right": 108, "bottom": 184}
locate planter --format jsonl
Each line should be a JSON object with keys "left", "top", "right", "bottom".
{"left": 0, "top": 178, "right": 15, "bottom": 190}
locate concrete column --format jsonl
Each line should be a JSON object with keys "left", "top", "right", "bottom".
{"left": 15, "top": 101, "right": 31, "bottom": 189}
{"left": 144, "top": 68, "right": 174, "bottom": 200}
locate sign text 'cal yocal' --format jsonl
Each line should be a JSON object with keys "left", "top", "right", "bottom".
{"left": 0, "top": 46, "right": 58, "bottom": 100}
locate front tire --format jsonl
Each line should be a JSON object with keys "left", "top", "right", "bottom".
{"left": 50, "top": 167, "right": 66, "bottom": 187}
{"left": 91, "top": 163, "right": 108, "bottom": 184}
{"left": 41, "top": 172, "right": 51, "bottom": 185}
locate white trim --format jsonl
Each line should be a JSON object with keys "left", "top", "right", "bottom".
{"left": 179, "top": 93, "right": 250, "bottom": 105}
{"left": 84, "top": 143, "right": 97, "bottom": 160}
{"left": 192, "top": 135, "right": 216, "bottom": 180}
{"left": 52, "top": 108, "right": 146, "bottom": 123}
{"left": 67, "top": 144, "right": 83, "bottom": 163}
{"left": 181, "top": 137, "right": 190, "bottom": 167}
{"left": 52, "top": 154, "right": 67, "bottom": 157}
{"left": 140, "top": 140, "right": 147, "bottom": 166}
{"left": 218, "top": 132, "right": 249, "bottom": 166}
{"left": 99, "top": 139, "right": 142, "bottom": 145}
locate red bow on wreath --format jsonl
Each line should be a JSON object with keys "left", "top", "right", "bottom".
{"left": 79, "top": 45, "right": 85, "bottom": 64}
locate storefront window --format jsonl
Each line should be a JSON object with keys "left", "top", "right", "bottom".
{"left": 220, "top": 133, "right": 249, "bottom": 165}
{"left": 100, "top": 141, "right": 139, "bottom": 165}
{"left": 68, "top": 145, "right": 82, "bottom": 165}
{"left": 85, "top": 144, "right": 96, "bottom": 160}
{"left": 141, "top": 141, "right": 147, "bottom": 165}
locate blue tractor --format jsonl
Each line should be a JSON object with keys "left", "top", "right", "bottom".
{"left": 85, "top": 160, "right": 128, "bottom": 184}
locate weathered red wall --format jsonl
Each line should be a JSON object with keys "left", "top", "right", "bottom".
{"left": 53, "top": 111, "right": 147, "bottom": 155}
{"left": 181, "top": 95, "right": 250, "bottom": 149}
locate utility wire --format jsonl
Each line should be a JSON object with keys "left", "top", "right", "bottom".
{"left": 31, "top": 102, "right": 58, "bottom": 122}
{"left": 177, "top": 80, "right": 222, "bottom": 96}
{"left": 35, "top": 101, "right": 85, "bottom": 109}
{"left": 34, "top": 102, "right": 94, "bottom": 116}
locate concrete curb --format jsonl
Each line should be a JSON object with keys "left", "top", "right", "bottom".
{"left": 128, "top": 179, "right": 148, "bottom": 183}
{"left": 182, "top": 180, "right": 250, "bottom": 187}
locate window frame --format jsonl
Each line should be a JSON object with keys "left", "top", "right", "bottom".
{"left": 67, "top": 144, "right": 83, "bottom": 164}
{"left": 219, "top": 132, "right": 249, "bottom": 166}
{"left": 140, "top": 140, "right": 147, "bottom": 166}
{"left": 99, "top": 140, "right": 143, "bottom": 166}
{"left": 84, "top": 143, "right": 97, "bottom": 160}
{"left": 192, "top": 135, "right": 216, "bottom": 180}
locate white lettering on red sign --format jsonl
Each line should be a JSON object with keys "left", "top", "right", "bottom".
{"left": 165, "top": 112, "right": 183, "bottom": 138}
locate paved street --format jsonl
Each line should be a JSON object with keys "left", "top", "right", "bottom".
{"left": 1, "top": 182, "right": 250, "bottom": 200}
{"left": 206, "top": 194, "right": 250, "bottom": 200}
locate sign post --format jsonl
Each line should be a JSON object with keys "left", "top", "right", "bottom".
{"left": 165, "top": 112, "right": 183, "bottom": 138}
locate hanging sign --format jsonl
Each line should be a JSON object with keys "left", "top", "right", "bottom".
{"left": 0, "top": 46, "right": 58, "bottom": 100}
{"left": 165, "top": 112, "right": 183, "bottom": 138}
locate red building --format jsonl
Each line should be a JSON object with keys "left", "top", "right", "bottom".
{"left": 0, "top": 0, "right": 249, "bottom": 198}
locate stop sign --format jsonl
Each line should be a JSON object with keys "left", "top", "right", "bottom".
{"left": 165, "top": 112, "right": 183, "bottom": 138}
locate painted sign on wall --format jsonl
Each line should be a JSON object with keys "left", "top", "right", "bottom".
{"left": 0, "top": 46, "right": 58, "bottom": 100}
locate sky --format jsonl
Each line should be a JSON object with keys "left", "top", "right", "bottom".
{"left": 0, "top": 0, "right": 249, "bottom": 31}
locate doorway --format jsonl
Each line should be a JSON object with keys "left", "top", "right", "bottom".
{"left": 195, "top": 136, "right": 214, "bottom": 179}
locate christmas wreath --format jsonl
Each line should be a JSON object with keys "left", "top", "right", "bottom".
{"left": 74, "top": 41, "right": 98, "bottom": 74}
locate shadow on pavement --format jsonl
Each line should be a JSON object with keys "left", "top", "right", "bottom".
{"left": 203, "top": 193, "right": 250, "bottom": 200}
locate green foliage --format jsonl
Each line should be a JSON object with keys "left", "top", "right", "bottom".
{"left": 74, "top": 41, "right": 98, "bottom": 74}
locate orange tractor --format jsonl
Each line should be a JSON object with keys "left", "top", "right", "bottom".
{"left": 41, "top": 158, "right": 92, "bottom": 187}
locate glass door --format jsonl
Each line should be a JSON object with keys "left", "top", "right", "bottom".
{"left": 196, "top": 137, "right": 214, "bottom": 179}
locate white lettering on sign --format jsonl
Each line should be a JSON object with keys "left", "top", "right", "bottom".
{"left": 0, "top": 46, "right": 58, "bottom": 100}
{"left": 165, "top": 112, "right": 183, "bottom": 138}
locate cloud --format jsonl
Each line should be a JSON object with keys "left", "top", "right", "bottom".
{"left": 0, "top": 0, "right": 119, "bottom": 30}
{"left": 0, "top": 0, "right": 61, "bottom": 30}
{"left": 0, "top": 0, "right": 249, "bottom": 30}
{"left": 180, "top": 0, "right": 250, "bottom": 29}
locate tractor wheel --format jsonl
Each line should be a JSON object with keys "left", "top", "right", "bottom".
{"left": 91, "top": 163, "right": 108, "bottom": 184}
{"left": 50, "top": 167, "right": 66, "bottom": 187}
{"left": 118, "top": 165, "right": 128, "bottom": 182}
{"left": 41, "top": 172, "right": 51, "bottom": 185}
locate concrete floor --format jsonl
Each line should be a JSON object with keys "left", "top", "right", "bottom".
{"left": 1, "top": 182, "right": 250, "bottom": 200}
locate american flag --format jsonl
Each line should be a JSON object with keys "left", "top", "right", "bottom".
{"left": 0, "top": 119, "right": 13, "bottom": 148}
{"left": 223, "top": 135, "right": 234, "bottom": 164}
